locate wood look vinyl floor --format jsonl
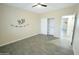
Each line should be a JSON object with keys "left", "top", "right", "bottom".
{"left": 0, "top": 34, "right": 74, "bottom": 55}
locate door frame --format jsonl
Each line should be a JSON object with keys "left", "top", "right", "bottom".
{"left": 61, "top": 14, "right": 76, "bottom": 46}
{"left": 47, "top": 18, "right": 55, "bottom": 36}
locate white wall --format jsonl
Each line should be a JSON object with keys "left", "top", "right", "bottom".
{"left": 0, "top": 5, "right": 40, "bottom": 46}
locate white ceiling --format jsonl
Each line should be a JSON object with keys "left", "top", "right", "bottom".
{"left": 4, "top": 3, "right": 77, "bottom": 14}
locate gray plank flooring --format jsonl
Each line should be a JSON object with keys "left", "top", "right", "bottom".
{"left": 0, "top": 34, "right": 74, "bottom": 55}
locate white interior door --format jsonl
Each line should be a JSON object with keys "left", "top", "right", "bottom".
{"left": 61, "top": 15, "right": 75, "bottom": 47}
{"left": 47, "top": 18, "right": 55, "bottom": 35}
{"left": 67, "top": 15, "right": 75, "bottom": 44}
{"left": 73, "top": 14, "right": 79, "bottom": 54}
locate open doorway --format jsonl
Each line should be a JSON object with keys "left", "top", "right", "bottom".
{"left": 47, "top": 18, "right": 55, "bottom": 36}
{"left": 41, "top": 17, "right": 57, "bottom": 40}
{"left": 60, "top": 14, "right": 75, "bottom": 47}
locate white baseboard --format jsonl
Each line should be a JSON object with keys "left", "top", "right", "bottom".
{"left": 0, "top": 33, "right": 39, "bottom": 47}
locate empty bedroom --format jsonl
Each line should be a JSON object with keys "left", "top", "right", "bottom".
{"left": 0, "top": 3, "right": 79, "bottom": 55}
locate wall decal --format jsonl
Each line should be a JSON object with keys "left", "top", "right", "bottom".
{"left": 17, "top": 19, "right": 25, "bottom": 25}
{"left": 11, "top": 18, "right": 29, "bottom": 27}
